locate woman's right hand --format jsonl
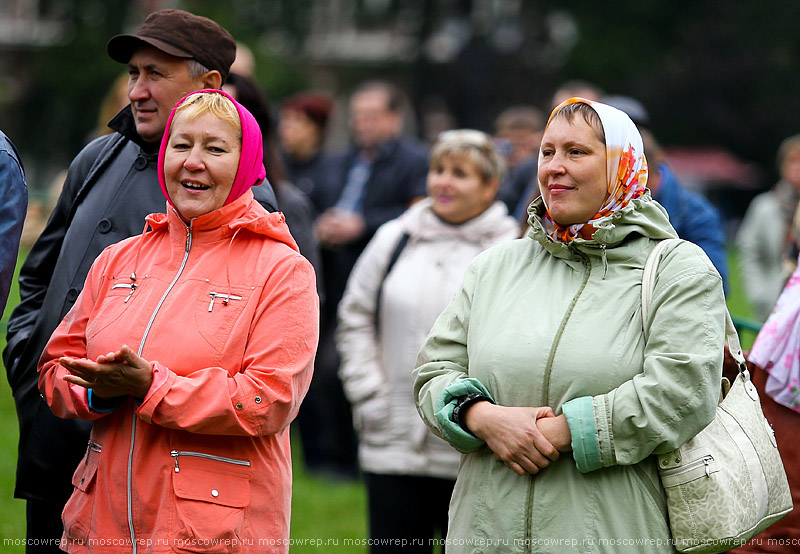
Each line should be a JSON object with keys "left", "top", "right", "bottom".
{"left": 463, "top": 402, "right": 559, "bottom": 475}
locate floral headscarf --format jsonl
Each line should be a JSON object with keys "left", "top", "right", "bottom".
{"left": 157, "top": 89, "right": 266, "bottom": 215}
{"left": 747, "top": 259, "right": 800, "bottom": 413}
{"left": 539, "top": 97, "right": 648, "bottom": 242}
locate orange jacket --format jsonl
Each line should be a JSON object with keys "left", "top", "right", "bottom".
{"left": 39, "top": 190, "right": 318, "bottom": 553}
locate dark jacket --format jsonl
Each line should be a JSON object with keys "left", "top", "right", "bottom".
{"left": 0, "top": 130, "right": 27, "bottom": 319}
{"left": 274, "top": 180, "right": 324, "bottom": 303}
{"left": 3, "top": 106, "right": 277, "bottom": 503}
{"left": 313, "top": 138, "right": 429, "bottom": 321}
{"left": 283, "top": 150, "right": 338, "bottom": 205}
{"left": 653, "top": 163, "right": 728, "bottom": 289}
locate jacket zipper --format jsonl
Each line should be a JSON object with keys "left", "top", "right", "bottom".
{"left": 661, "top": 455, "right": 715, "bottom": 479}
{"left": 127, "top": 223, "right": 194, "bottom": 554}
{"left": 170, "top": 450, "right": 251, "bottom": 473}
{"left": 88, "top": 440, "right": 102, "bottom": 454}
{"left": 526, "top": 250, "right": 592, "bottom": 554}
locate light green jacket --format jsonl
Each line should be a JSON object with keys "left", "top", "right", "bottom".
{"left": 413, "top": 192, "right": 725, "bottom": 553}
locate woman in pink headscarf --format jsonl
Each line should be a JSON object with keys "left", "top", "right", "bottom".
{"left": 38, "top": 90, "right": 319, "bottom": 553}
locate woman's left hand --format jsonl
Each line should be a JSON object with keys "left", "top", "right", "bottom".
{"left": 536, "top": 414, "right": 572, "bottom": 452}
{"left": 61, "top": 344, "right": 154, "bottom": 399}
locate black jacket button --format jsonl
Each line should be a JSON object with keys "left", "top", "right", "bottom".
{"left": 134, "top": 155, "right": 148, "bottom": 170}
{"left": 66, "top": 288, "right": 79, "bottom": 302}
{"left": 97, "top": 219, "right": 112, "bottom": 233}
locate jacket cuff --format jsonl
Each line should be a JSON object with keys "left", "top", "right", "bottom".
{"left": 563, "top": 396, "right": 603, "bottom": 473}
{"left": 434, "top": 378, "right": 494, "bottom": 453}
{"left": 136, "top": 361, "right": 175, "bottom": 422}
{"left": 87, "top": 389, "right": 125, "bottom": 413}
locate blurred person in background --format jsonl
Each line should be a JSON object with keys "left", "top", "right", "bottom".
{"left": 737, "top": 134, "right": 800, "bottom": 321}
{"left": 492, "top": 105, "right": 544, "bottom": 218}
{"left": 600, "top": 94, "right": 728, "bottom": 289}
{"left": 550, "top": 79, "right": 604, "bottom": 108}
{"left": 337, "top": 129, "right": 519, "bottom": 552}
{"left": 224, "top": 72, "right": 322, "bottom": 285}
{"left": 93, "top": 74, "right": 130, "bottom": 138}
{"left": 231, "top": 41, "right": 256, "bottom": 77}
{"left": 39, "top": 90, "right": 317, "bottom": 552}
{"left": 278, "top": 91, "right": 336, "bottom": 199}
{"left": 640, "top": 128, "right": 728, "bottom": 288}
{"left": 300, "top": 80, "right": 429, "bottom": 479}
{"left": 0, "top": 129, "right": 27, "bottom": 319}
{"left": 3, "top": 10, "right": 277, "bottom": 552}
{"left": 726, "top": 250, "right": 800, "bottom": 552}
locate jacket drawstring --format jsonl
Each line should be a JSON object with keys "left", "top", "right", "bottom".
{"left": 130, "top": 220, "right": 152, "bottom": 282}
{"left": 224, "top": 226, "right": 244, "bottom": 299}
{"left": 601, "top": 244, "right": 608, "bottom": 279}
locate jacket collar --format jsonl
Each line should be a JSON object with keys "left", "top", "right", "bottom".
{"left": 145, "top": 189, "right": 299, "bottom": 251}
{"left": 401, "top": 197, "right": 519, "bottom": 243}
{"left": 525, "top": 190, "right": 677, "bottom": 260}
{"left": 108, "top": 105, "right": 160, "bottom": 153}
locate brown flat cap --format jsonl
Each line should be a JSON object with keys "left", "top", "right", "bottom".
{"left": 107, "top": 9, "right": 236, "bottom": 80}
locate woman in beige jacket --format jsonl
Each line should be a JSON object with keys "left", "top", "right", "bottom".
{"left": 337, "top": 130, "right": 520, "bottom": 552}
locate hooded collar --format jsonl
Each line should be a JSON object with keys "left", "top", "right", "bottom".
{"left": 109, "top": 105, "right": 160, "bottom": 153}
{"left": 527, "top": 190, "right": 677, "bottom": 261}
{"left": 145, "top": 188, "right": 299, "bottom": 251}
{"left": 399, "top": 197, "right": 519, "bottom": 243}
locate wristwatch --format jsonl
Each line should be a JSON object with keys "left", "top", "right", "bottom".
{"left": 453, "top": 392, "right": 494, "bottom": 431}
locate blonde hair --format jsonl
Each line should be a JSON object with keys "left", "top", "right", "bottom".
{"left": 173, "top": 92, "right": 241, "bottom": 140}
{"left": 430, "top": 129, "right": 506, "bottom": 184}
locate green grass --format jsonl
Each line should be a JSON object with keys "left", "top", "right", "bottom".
{"left": 0, "top": 245, "right": 760, "bottom": 551}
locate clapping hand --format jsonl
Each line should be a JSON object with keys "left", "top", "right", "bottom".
{"left": 61, "top": 344, "right": 154, "bottom": 399}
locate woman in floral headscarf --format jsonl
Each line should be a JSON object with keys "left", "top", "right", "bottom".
{"left": 414, "top": 98, "right": 726, "bottom": 552}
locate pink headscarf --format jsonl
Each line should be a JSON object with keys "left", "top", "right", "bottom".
{"left": 157, "top": 88, "right": 266, "bottom": 214}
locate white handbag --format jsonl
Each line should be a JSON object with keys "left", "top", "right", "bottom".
{"left": 642, "top": 238, "right": 793, "bottom": 553}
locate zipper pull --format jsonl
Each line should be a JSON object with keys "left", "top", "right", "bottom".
{"left": 208, "top": 292, "right": 217, "bottom": 312}
{"left": 601, "top": 244, "right": 608, "bottom": 279}
{"left": 171, "top": 450, "right": 180, "bottom": 473}
{"left": 703, "top": 456, "right": 712, "bottom": 478}
{"left": 124, "top": 283, "right": 137, "bottom": 303}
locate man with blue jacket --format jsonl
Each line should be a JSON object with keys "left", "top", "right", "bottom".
{"left": 0, "top": 129, "right": 27, "bottom": 319}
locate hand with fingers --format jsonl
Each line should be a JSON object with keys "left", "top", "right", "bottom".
{"left": 463, "top": 402, "right": 564, "bottom": 475}
{"left": 60, "top": 344, "right": 154, "bottom": 399}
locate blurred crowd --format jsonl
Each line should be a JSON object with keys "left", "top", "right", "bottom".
{"left": 3, "top": 8, "right": 800, "bottom": 554}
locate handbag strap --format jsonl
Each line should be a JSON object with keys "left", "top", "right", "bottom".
{"left": 642, "top": 238, "right": 747, "bottom": 371}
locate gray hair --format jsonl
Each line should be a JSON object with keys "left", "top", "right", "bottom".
{"left": 186, "top": 59, "right": 211, "bottom": 79}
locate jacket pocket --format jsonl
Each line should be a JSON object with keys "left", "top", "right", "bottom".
{"left": 194, "top": 284, "right": 251, "bottom": 355}
{"left": 355, "top": 394, "right": 393, "bottom": 445}
{"left": 170, "top": 450, "right": 251, "bottom": 553}
{"left": 85, "top": 276, "right": 142, "bottom": 341}
{"left": 63, "top": 440, "right": 102, "bottom": 541}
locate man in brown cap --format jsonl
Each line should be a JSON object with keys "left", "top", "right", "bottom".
{"left": 4, "top": 9, "right": 276, "bottom": 552}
